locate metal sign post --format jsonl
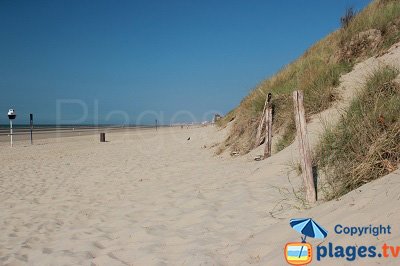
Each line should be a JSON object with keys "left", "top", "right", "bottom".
{"left": 10, "top": 119, "right": 13, "bottom": 147}
{"left": 30, "top": 113, "right": 33, "bottom": 144}
{"left": 7, "top": 109, "right": 16, "bottom": 147}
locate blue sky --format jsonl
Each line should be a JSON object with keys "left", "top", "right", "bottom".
{"left": 0, "top": 0, "right": 371, "bottom": 125}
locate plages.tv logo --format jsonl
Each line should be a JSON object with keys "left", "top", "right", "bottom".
{"left": 284, "top": 218, "right": 328, "bottom": 265}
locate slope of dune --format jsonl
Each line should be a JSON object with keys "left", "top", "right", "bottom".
{"left": 218, "top": 0, "right": 400, "bottom": 156}
{"left": 209, "top": 41, "right": 400, "bottom": 265}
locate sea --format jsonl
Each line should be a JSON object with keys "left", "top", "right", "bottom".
{"left": 0, "top": 124, "right": 158, "bottom": 141}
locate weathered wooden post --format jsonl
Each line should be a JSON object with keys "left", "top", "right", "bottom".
{"left": 263, "top": 105, "right": 273, "bottom": 158}
{"left": 255, "top": 93, "right": 272, "bottom": 147}
{"left": 293, "top": 90, "right": 316, "bottom": 203}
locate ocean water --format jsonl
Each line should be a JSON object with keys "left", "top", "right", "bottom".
{"left": 0, "top": 124, "right": 153, "bottom": 136}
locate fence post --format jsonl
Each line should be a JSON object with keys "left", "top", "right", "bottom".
{"left": 255, "top": 103, "right": 267, "bottom": 147}
{"left": 293, "top": 90, "right": 316, "bottom": 203}
{"left": 256, "top": 93, "right": 272, "bottom": 147}
{"left": 263, "top": 106, "right": 273, "bottom": 158}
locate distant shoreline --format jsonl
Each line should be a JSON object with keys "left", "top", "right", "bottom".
{"left": 0, "top": 125, "right": 163, "bottom": 143}
{"left": 0, "top": 123, "right": 206, "bottom": 142}
{"left": 0, "top": 125, "right": 159, "bottom": 134}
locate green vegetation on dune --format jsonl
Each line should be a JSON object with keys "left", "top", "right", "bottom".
{"left": 315, "top": 66, "right": 400, "bottom": 200}
{"left": 218, "top": 0, "right": 400, "bottom": 155}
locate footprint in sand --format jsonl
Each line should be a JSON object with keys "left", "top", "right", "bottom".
{"left": 42, "top": 248, "right": 52, "bottom": 254}
{"left": 93, "top": 241, "right": 105, "bottom": 250}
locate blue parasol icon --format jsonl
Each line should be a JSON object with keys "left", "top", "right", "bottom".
{"left": 290, "top": 218, "right": 328, "bottom": 258}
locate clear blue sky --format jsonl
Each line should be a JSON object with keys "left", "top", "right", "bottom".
{"left": 0, "top": 0, "right": 371, "bottom": 125}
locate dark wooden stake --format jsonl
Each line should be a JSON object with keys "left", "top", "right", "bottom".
{"left": 293, "top": 90, "right": 316, "bottom": 203}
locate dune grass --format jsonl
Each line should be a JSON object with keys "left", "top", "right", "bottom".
{"left": 315, "top": 66, "right": 400, "bottom": 200}
{"left": 218, "top": 0, "right": 400, "bottom": 154}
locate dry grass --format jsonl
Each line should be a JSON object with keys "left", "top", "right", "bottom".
{"left": 315, "top": 66, "right": 400, "bottom": 200}
{"left": 217, "top": 0, "right": 400, "bottom": 155}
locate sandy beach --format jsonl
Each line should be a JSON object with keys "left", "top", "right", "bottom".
{"left": 0, "top": 126, "right": 295, "bottom": 265}
{"left": 1, "top": 123, "right": 399, "bottom": 266}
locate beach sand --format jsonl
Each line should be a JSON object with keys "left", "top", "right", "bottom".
{"left": 1, "top": 125, "right": 399, "bottom": 266}
{"left": 0, "top": 126, "right": 299, "bottom": 265}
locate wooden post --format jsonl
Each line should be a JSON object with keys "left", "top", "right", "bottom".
{"left": 263, "top": 106, "right": 273, "bottom": 158}
{"left": 255, "top": 93, "right": 272, "bottom": 147}
{"left": 293, "top": 90, "right": 316, "bottom": 203}
{"left": 255, "top": 109, "right": 267, "bottom": 146}
{"left": 100, "top": 132, "right": 106, "bottom": 142}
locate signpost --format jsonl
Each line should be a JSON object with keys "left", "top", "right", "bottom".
{"left": 30, "top": 113, "right": 33, "bottom": 144}
{"left": 7, "top": 109, "right": 16, "bottom": 147}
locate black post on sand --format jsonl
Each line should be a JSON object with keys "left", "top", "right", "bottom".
{"left": 155, "top": 119, "right": 158, "bottom": 131}
{"left": 30, "top": 113, "right": 33, "bottom": 144}
{"left": 100, "top": 132, "right": 106, "bottom": 142}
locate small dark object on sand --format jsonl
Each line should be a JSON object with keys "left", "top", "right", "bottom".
{"left": 254, "top": 155, "right": 263, "bottom": 161}
{"left": 187, "top": 137, "right": 191, "bottom": 140}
